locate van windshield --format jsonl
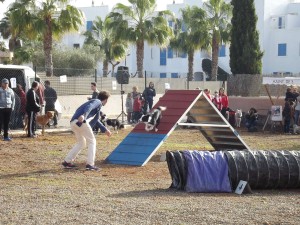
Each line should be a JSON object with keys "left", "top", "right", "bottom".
{"left": 0, "top": 68, "right": 27, "bottom": 91}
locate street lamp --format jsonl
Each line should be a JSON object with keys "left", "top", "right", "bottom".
{"left": 125, "top": 53, "right": 130, "bottom": 66}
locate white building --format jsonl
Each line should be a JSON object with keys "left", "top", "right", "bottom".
{"left": 61, "top": 0, "right": 300, "bottom": 78}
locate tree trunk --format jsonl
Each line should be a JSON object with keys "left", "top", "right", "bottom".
{"left": 103, "top": 60, "right": 109, "bottom": 77}
{"left": 44, "top": 16, "right": 53, "bottom": 77}
{"left": 136, "top": 40, "right": 144, "bottom": 78}
{"left": 188, "top": 51, "right": 194, "bottom": 81}
{"left": 211, "top": 31, "right": 219, "bottom": 81}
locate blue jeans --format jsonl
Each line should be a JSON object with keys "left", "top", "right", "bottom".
{"left": 294, "top": 110, "right": 300, "bottom": 125}
{"left": 284, "top": 119, "right": 291, "bottom": 133}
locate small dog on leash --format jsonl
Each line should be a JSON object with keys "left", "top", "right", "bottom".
{"left": 235, "top": 109, "right": 243, "bottom": 127}
{"left": 24, "top": 111, "right": 54, "bottom": 135}
{"left": 139, "top": 106, "right": 167, "bottom": 132}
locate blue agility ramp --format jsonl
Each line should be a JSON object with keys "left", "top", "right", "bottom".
{"left": 106, "top": 133, "right": 167, "bottom": 166}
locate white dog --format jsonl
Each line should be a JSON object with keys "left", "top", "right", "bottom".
{"left": 293, "top": 124, "right": 300, "bottom": 134}
{"left": 235, "top": 109, "right": 242, "bottom": 127}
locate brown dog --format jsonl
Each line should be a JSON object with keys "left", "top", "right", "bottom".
{"left": 24, "top": 111, "right": 54, "bottom": 135}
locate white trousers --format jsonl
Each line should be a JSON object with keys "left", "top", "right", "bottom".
{"left": 64, "top": 120, "right": 96, "bottom": 166}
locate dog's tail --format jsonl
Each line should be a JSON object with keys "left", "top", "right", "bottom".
{"left": 157, "top": 106, "right": 167, "bottom": 111}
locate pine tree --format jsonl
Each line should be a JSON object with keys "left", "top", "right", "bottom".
{"left": 229, "top": 0, "right": 263, "bottom": 74}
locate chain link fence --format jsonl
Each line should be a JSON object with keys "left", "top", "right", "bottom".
{"left": 9, "top": 66, "right": 297, "bottom": 129}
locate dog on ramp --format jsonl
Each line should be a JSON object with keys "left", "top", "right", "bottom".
{"left": 139, "top": 106, "right": 167, "bottom": 132}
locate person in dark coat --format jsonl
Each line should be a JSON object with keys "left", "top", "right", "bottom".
{"left": 44, "top": 80, "right": 58, "bottom": 127}
{"left": 142, "top": 81, "right": 156, "bottom": 112}
{"left": 15, "top": 84, "right": 26, "bottom": 128}
{"left": 26, "top": 81, "right": 40, "bottom": 138}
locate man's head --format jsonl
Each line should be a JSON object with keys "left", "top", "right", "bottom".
{"left": 98, "top": 91, "right": 110, "bottom": 105}
{"left": 44, "top": 80, "right": 50, "bottom": 87}
{"left": 1, "top": 78, "right": 9, "bottom": 89}
{"left": 149, "top": 82, "right": 154, "bottom": 88}
{"left": 31, "top": 81, "right": 39, "bottom": 91}
{"left": 91, "top": 82, "right": 97, "bottom": 91}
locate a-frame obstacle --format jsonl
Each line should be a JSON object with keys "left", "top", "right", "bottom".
{"left": 105, "top": 90, "right": 250, "bottom": 166}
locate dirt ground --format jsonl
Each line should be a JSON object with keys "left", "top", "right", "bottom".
{"left": 0, "top": 127, "right": 299, "bottom": 225}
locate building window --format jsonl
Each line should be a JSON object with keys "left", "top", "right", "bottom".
{"left": 219, "top": 45, "right": 226, "bottom": 57}
{"left": 86, "top": 21, "right": 93, "bottom": 31}
{"left": 171, "top": 73, "right": 179, "bottom": 78}
{"left": 167, "top": 47, "right": 173, "bottom": 58}
{"left": 73, "top": 43, "right": 80, "bottom": 48}
{"left": 160, "top": 73, "right": 167, "bottom": 78}
{"left": 278, "top": 43, "right": 287, "bottom": 56}
{"left": 160, "top": 48, "right": 167, "bottom": 65}
{"left": 278, "top": 16, "right": 285, "bottom": 29}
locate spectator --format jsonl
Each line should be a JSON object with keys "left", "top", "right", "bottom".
{"left": 132, "top": 86, "right": 140, "bottom": 99}
{"left": 26, "top": 81, "right": 41, "bottom": 138}
{"left": 36, "top": 82, "right": 45, "bottom": 114}
{"left": 294, "top": 95, "right": 300, "bottom": 126}
{"left": 88, "top": 82, "right": 99, "bottom": 100}
{"left": 219, "top": 87, "right": 229, "bottom": 117}
{"left": 62, "top": 91, "right": 112, "bottom": 171}
{"left": 0, "top": 78, "right": 15, "bottom": 141}
{"left": 16, "top": 84, "right": 26, "bottom": 123}
{"left": 245, "top": 108, "right": 258, "bottom": 132}
{"left": 283, "top": 101, "right": 293, "bottom": 134}
{"left": 212, "top": 90, "right": 221, "bottom": 110}
{"left": 203, "top": 89, "right": 211, "bottom": 100}
{"left": 132, "top": 94, "right": 143, "bottom": 123}
{"left": 44, "top": 80, "right": 58, "bottom": 127}
{"left": 125, "top": 92, "right": 133, "bottom": 124}
{"left": 142, "top": 81, "right": 156, "bottom": 111}
{"left": 10, "top": 90, "right": 20, "bottom": 129}
{"left": 285, "top": 87, "right": 294, "bottom": 102}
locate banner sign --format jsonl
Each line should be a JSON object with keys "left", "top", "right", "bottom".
{"left": 263, "top": 77, "right": 300, "bottom": 85}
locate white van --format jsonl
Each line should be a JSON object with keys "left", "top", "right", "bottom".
{"left": 0, "top": 64, "right": 37, "bottom": 92}
{"left": 0, "top": 64, "right": 62, "bottom": 126}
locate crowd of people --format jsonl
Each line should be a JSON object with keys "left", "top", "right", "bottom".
{"left": 125, "top": 82, "right": 156, "bottom": 124}
{"left": 0, "top": 78, "right": 58, "bottom": 140}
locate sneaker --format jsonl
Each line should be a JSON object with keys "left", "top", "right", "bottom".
{"left": 62, "top": 161, "right": 77, "bottom": 169}
{"left": 3, "top": 137, "right": 12, "bottom": 141}
{"left": 86, "top": 164, "right": 99, "bottom": 171}
{"left": 28, "top": 134, "right": 38, "bottom": 138}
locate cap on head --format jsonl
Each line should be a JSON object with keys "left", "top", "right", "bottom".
{"left": 2, "top": 78, "right": 9, "bottom": 84}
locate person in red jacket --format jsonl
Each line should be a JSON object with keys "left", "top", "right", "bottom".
{"left": 132, "top": 94, "right": 142, "bottom": 123}
{"left": 219, "top": 87, "right": 229, "bottom": 117}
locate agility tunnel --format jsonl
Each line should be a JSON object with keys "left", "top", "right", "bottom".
{"left": 166, "top": 150, "right": 300, "bottom": 192}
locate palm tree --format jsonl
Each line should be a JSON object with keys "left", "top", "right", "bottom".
{"left": 170, "top": 6, "right": 209, "bottom": 81}
{"left": 203, "top": 0, "right": 232, "bottom": 81}
{"left": 8, "top": 0, "right": 83, "bottom": 76}
{"left": 83, "top": 16, "right": 127, "bottom": 77}
{"left": 108, "top": 0, "right": 174, "bottom": 78}
{"left": 0, "top": 13, "right": 23, "bottom": 54}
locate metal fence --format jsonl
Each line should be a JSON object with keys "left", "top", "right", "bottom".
{"left": 2, "top": 66, "right": 296, "bottom": 130}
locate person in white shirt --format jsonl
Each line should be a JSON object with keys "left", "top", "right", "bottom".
{"left": 0, "top": 78, "right": 15, "bottom": 141}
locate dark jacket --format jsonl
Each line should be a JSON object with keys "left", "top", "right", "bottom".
{"left": 143, "top": 87, "right": 156, "bottom": 103}
{"left": 26, "top": 88, "right": 40, "bottom": 112}
{"left": 44, "top": 86, "right": 57, "bottom": 111}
